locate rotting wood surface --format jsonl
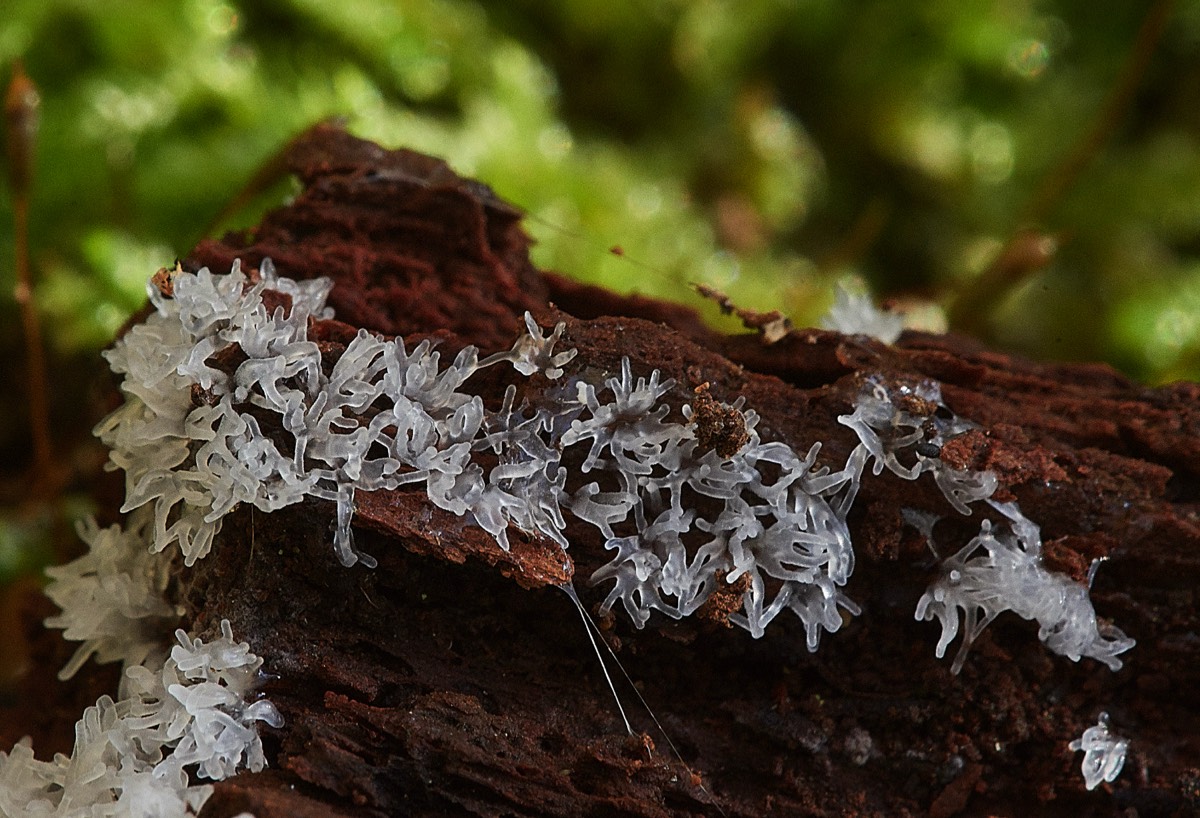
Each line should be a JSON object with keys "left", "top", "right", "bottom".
{"left": 11, "top": 124, "right": 1200, "bottom": 818}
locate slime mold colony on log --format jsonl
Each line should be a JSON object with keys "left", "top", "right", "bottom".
{"left": 2, "top": 125, "right": 1198, "bottom": 818}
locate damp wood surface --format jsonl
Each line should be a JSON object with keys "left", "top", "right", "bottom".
{"left": 8, "top": 124, "right": 1200, "bottom": 818}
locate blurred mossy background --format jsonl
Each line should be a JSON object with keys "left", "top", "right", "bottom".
{"left": 1, "top": 1, "right": 1200, "bottom": 599}
{"left": 5, "top": 0, "right": 1200, "bottom": 377}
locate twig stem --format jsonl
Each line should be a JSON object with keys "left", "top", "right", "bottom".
{"left": 6, "top": 62, "right": 53, "bottom": 493}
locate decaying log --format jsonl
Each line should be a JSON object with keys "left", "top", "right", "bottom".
{"left": 19, "top": 125, "right": 1200, "bottom": 817}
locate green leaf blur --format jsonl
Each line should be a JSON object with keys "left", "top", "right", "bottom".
{"left": 3, "top": 0, "right": 1200, "bottom": 384}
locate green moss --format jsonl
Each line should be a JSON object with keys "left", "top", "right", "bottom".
{"left": 1, "top": 0, "right": 1197, "bottom": 383}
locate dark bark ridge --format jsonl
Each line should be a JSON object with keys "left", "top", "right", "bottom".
{"left": 21, "top": 125, "right": 1200, "bottom": 817}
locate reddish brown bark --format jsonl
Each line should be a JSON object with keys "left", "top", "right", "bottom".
{"left": 15, "top": 125, "right": 1200, "bottom": 817}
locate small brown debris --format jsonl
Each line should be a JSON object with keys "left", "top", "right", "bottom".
{"left": 622, "top": 731, "right": 655, "bottom": 761}
{"left": 691, "top": 283, "right": 793, "bottom": 345}
{"left": 696, "top": 569, "right": 751, "bottom": 627}
{"left": 150, "top": 262, "right": 182, "bottom": 298}
{"left": 690, "top": 383, "right": 749, "bottom": 458}
{"left": 190, "top": 383, "right": 220, "bottom": 408}
{"left": 894, "top": 392, "right": 937, "bottom": 417}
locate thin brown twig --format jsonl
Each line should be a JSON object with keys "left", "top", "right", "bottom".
{"left": 950, "top": 0, "right": 1176, "bottom": 332}
{"left": 5, "top": 61, "right": 53, "bottom": 496}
